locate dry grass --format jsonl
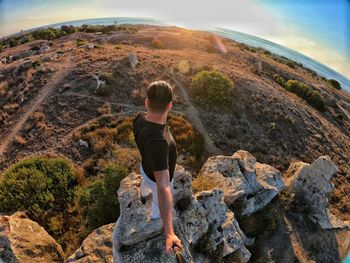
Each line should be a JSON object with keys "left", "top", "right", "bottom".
{"left": 14, "top": 135, "right": 27, "bottom": 145}
{"left": 0, "top": 81, "right": 8, "bottom": 96}
{"left": 192, "top": 174, "right": 219, "bottom": 193}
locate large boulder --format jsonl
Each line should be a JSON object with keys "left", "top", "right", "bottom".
{"left": 0, "top": 211, "right": 64, "bottom": 263}
{"left": 285, "top": 155, "right": 349, "bottom": 229}
{"left": 65, "top": 223, "right": 115, "bottom": 263}
{"left": 198, "top": 150, "right": 285, "bottom": 216}
{"left": 112, "top": 164, "right": 250, "bottom": 263}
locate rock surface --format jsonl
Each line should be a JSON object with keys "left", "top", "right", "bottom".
{"left": 286, "top": 155, "right": 349, "bottom": 229}
{"left": 0, "top": 211, "right": 64, "bottom": 263}
{"left": 112, "top": 164, "right": 250, "bottom": 263}
{"left": 198, "top": 150, "right": 285, "bottom": 216}
{"left": 66, "top": 223, "right": 115, "bottom": 263}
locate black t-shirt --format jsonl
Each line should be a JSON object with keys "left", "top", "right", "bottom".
{"left": 133, "top": 111, "right": 177, "bottom": 182}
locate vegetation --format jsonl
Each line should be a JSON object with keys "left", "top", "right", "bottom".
{"left": 327, "top": 79, "right": 342, "bottom": 90}
{"left": 76, "top": 38, "right": 87, "bottom": 47}
{"left": 0, "top": 24, "right": 138, "bottom": 50}
{"left": 96, "top": 72, "right": 116, "bottom": 96}
{"left": 273, "top": 75, "right": 326, "bottom": 111}
{"left": 152, "top": 38, "right": 165, "bottom": 49}
{"left": 190, "top": 70, "right": 234, "bottom": 110}
{"left": 78, "top": 163, "right": 128, "bottom": 231}
{"left": 0, "top": 156, "right": 80, "bottom": 225}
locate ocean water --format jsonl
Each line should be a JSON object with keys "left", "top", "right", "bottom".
{"left": 34, "top": 17, "right": 350, "bottom": 93}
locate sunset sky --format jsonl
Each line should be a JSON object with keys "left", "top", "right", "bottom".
{"left": 0, "top": 0, "right": 349, "bottom": 80}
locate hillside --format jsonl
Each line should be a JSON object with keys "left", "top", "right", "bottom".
{"left": 0, "top": 24, "right": 349, "bottom": 261}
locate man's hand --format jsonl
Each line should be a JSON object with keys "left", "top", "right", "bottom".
{"left": 165, "top": 234, "right": 183, "bottom": 255}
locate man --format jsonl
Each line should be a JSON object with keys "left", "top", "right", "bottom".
{"left": 133, "top": 80, "right": 183, "bottom": 255}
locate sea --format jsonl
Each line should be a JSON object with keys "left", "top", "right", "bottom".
{"left": 23, "top": 17, "right": 350, "bottom": 93}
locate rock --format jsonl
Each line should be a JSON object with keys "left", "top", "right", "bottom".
{"left": 286, "top": 155, "right": 349, "bottom": 229}
{"left": 13, "top": 61, "right": 33, "bottom": 77}
{"left": 0, "top": 211, "right": 64, "bottom": 263}
{"left": 39, "top": 45, "right": 50, "bottom": 54}
{"left": 65, "top": 223, "right": 115, "bottom": 262}
{"left": 128, "top": 51, "right": 138, "bottom": 69}
{"left": 198, "top": 150, "right": 285, "bottom": 216}
{"left": 78, "top": 139, "right": 89, "bottom": 148}
{"left": 111, "top": 164, "right": 249, "bottom": 263}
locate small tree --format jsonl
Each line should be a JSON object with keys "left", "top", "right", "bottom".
{"left": 190, "top": 70, "right": 234, "bottom": 109}
{"left": 328, "top": 79, "right": 341, "bottom": 90}
{"left": 78, "top": 163, "right": 128, "bottom": 231}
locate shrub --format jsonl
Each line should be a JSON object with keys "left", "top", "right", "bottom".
{"left": 278, "top": 79, "right": 326, "bottom": 111}
{"left": 152, "top": 38, "right": 165, "bottom": 49}
{"left": 61, "top": 25, "right": 77, "bottom": 34}
{"left": 77, "top": 38, "right": 87, "bottom": 47}
{"left": 32, "top": 29, "right": 56, "bottom": 40}
{"left": 285, "top": 80, "right": 311, "bottom": 99}
{"left": 0, "top": 156, "right": 80, "bottom": 221}
{"left": 304, "top": 90, "right": 326, "bottom": 111}
{"left": 328, "top": 79, "right": 341, "bottom": 90}
{"left": 78, "top": 163, "right": 128, "bottom": 231}
{"left": 190, "top": 70, "right": 233, "bottom": 109}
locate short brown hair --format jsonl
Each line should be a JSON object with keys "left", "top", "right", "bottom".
{"left": 147, "top": 80, "right": 173, "bottom": 113}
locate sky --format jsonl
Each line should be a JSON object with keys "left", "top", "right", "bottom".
{"left": 0, "top": 0, "right": 349, "bottom": 80}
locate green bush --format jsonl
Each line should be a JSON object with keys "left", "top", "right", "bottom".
{"left": 32, "top": 28, "right": 57, "bottom": 40}
{"left": 285, "top": 80, "right": 311, "bottom": 99}
{"left": 78, "top": 163, "right": 128, "bottom": 231}
{"left": 190, "top": 70, "right": 233, "bottom": 109}
{"left": 328, "top": 79, "right": 341, "bottom": 90}
{"left": 304, "top": 90, "right": 326, "bottom": 111}
{"left": 77, "top": 38, "right": 87, "bottom": 47}
{"left": 61, "top": 25, "right": 77, "bottom": 34}
{"left": 0, "top": 156, "right": 79, "bottom": 220}
{"left": 276, "top": 78, "right": 326, "bottom": 111}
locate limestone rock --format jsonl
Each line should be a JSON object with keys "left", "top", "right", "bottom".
{"left": 286, "top": 155, "right": 349, "bottom": 229}
{"left": 198, "top": 150, "right": 285, "bottom": 216}
{"left": 0, "top": 211, "right": 64, "bottom": 263}
{"left": 112, "top": 164, "right": 249, "bottom": 263}
{"left": 65, "top": 223, "right": 114, "bottom": 263}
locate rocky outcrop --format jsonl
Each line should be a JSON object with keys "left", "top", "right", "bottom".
{"left": 198, "top": 150, "right": 285, "bottom": 216}
{"left": 0, "top": 211, "right": 64, "bottom": 263}
{"left": 112, "top": 164, "right": 250, "bottom": 263}
{"left": 66, "top": 223, "right": 115, "bottom": 262}
{"left": 285, "top": 155, "right": 350, "bottom": 229}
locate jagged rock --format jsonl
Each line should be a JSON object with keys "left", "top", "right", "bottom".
{"left": 65, "top": 223, "right": 115, "bottom": 263}
{"left": 112, "top": 164, "right": 249, "bottom": 263}
{"left": 0, "top": 211, "right": 64, "bottom": 263}
{"left": 286, "top": 155, "right": 349, "bottom": 229}
{"left": 198, "top": 150, "right": 285, "bottom": 216}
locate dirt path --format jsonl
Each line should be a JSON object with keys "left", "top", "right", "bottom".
{"left": 170, "top": 70, "right": 224, "bottom": 156}
{"left": 0, "top": 60, "right": 74, "bottom": 156}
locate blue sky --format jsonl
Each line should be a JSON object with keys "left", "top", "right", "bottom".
{"left": 0, "top": 0, "right": 349, "bottom": 79}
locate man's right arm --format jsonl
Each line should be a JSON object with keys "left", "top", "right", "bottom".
{"left": 154, "top": 169, "right": 173, "bottom": 237}
{"left": 153, "top": 169, "right": 183, "bottom": 254}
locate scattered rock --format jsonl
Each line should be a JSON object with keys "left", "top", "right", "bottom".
{"left": 0, "top": 211, "right": 64, "bottom": 263}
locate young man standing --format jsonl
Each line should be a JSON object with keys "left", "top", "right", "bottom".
{"left": 132, "top": 80, "right": 183, "bottom": 255}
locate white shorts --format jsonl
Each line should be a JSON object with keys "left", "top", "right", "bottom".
{"left": 139, "top": 163, "right": 174, "bottom": 219}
